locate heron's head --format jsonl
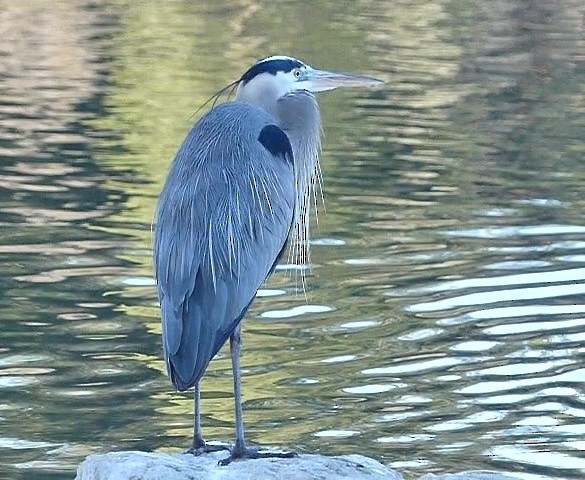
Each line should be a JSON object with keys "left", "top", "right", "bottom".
{"left": 235, "top": 55, "right": 382, "bottom": 115}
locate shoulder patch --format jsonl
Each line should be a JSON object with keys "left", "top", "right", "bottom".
{"left": 258, "top": 125, "right": 293, "bottom": 164}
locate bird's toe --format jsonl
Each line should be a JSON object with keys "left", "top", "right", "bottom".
{"left": 186, "top": 440, "right": 232, "bottom": 456}
{"left": 218, "top": 445, "right": 296, "bottom": 465}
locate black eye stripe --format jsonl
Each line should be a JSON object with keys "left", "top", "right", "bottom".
{"left": 240, "top": 58, "right": 305, "bottom": 85}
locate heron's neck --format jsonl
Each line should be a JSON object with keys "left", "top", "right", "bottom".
{"left": 276, "top": 91, "right": 321, "bottom": 169}
{"left": 276, "top": 91, "right": 322, "bottom": 266}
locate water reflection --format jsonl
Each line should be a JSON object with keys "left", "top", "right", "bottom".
{"left": 0, "top": 0, "right": 584, "bottom": 479}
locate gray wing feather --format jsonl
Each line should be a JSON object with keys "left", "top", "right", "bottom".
{"left": 154, "top": 103, "right": 294, "bottom": 391}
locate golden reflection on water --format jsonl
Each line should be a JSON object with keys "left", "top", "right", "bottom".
{"left": 0, "top": 0, "right": 103, "bottom": 149}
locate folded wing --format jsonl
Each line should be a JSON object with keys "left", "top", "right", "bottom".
{"left": 154, "top": 103, "right": 295, "bottom": 391}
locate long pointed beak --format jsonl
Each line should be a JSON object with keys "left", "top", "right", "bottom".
{"left": 308, "top": 69, "right": 384, "bottom": 92}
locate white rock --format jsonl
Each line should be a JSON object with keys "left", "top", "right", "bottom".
{"left": 75, "top": 450, "right": 405, "bottom": 480}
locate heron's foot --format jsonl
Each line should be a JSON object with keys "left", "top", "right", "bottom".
{"left": 218, "top": 445, "right": 297, "bottom": 466}
{"left": 185, "top": 440, "right": 231, "bottom": 456}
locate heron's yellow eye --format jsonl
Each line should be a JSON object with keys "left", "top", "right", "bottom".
{"left": 293, "top": 68, "right": 302, "bottom": 78}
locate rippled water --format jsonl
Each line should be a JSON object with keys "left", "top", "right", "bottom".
{"left": 1, "top": 1, "right": 584, "bottom": 479}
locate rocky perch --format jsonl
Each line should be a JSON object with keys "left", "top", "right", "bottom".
{"left": 75, "top": 451, "right": 520, "bottom": 480}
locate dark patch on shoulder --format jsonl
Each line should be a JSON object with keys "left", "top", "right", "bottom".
{"left": 240, "top": 58, "right": 304, "bottom": 85}
{"left": 258, "top": 125, "right": 293, "bottom": 164}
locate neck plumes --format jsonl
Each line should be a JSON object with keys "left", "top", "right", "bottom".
{"left": 276, "top": 91, "right": 322, "bottom": 268}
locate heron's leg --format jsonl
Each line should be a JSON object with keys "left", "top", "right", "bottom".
{"left": 186, "top": 381, "right": 230, "bottom": 455}
{"left": 231, "top": 323, "right": 247, "bottom": 454}
{"left": 191, "top": 382, "right": 205, "bottom": 449}
{"left": 219, "top": 323, "right": 296, "bottom": 465}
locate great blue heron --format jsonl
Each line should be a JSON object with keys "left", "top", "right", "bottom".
{"left": 154, "top": 55, "right": 382, "bottom": 465}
